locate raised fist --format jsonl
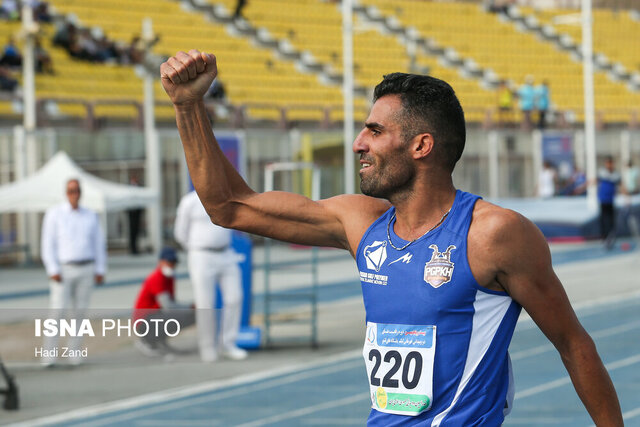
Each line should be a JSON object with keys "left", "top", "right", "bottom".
{"left": 161, "top": 50, "right": 217, "bottom": 107}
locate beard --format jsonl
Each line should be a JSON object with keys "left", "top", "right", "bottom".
{"left": 359, "top": 148, "right": 415, "bottom": 201}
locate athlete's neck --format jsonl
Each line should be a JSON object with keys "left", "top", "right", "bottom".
{"left": 391, "top": 178, "right": 456, "bottom": 242}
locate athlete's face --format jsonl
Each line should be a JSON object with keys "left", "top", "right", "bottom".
{"left": 353, "top": 95, "right": 415, "bottom": 200}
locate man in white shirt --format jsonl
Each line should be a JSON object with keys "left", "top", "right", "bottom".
{"left": 40, "top": 178, "right": 106, "bottom": 366}
{"left": 537, "top": 160, "right": 557, "bottom": 199}
{"left": 174, "top": 190, "right": 247, "bottom": 362}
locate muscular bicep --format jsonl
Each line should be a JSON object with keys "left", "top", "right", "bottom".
{"left": 222, "top": 192, "right": 388, "bottom": 254}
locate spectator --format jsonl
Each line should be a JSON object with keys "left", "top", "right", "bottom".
{"left": 537, "top": 160, "right": 557, "bottom": 198}
{"left": 33, "top": 1, "right": 51, "bottom": 23}
{"left": 34, "top": 38, "right": 54, "bottom": 74}
{"left": 0, "top": 37, "right": 22, "bottom": 68}
{"left": 597, "top": 156, "right": 621, "bottom": 248}
{"left": 75, "top": 28, "right": 100, "bottom": 62}
{"left": 53, "top": 21, "right": 76, "bottom": 51}
{"left": 562, "top": 167, "right": 587, "bottom": 196}
{"left": 40, "top": 178, "right": 107, "bottom": 367}
{"left": 128, "top": 36, "right": 145, "bottom": 65}
{"left": 622, "top": 160, "right": 640, "bottom": 240}
{"left": 517, "top": 75, "right": 535, "bottom": 130}
{"left": 174, "top": 191, "right": 248, "bottom": 362}
{"left": 0, "top": 0, "right": 19, "bottom": 20}
{"left": 0, "top": 66, "right": 17, "bottom": 92}
{"left": 496, "top": 80, "right": 514, "bottom": 127}
{"left": 133, "top": 247, "right": 195, "bottom": 357}
{"left": 623, "top": 159, "right": 639, "bottom": 195}
{"left": 486, "top": 0, "right": 512, "bottom": 13}
{"left": 206, "top": 77, "right": 226, "bottom": 101}
{"left": 95, "top": 35, "right": 119, "bottom": 63}
{"left": 233, "top": 0, "right": 247, "bottom": 20}
{"left": 535, "top": 80, "right": 551, "bottom": 130}
{"left": 127, "top": 174, "right": 144, "bottom": 255}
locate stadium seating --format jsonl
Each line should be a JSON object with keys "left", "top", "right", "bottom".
{"left": 1, "top": 1, "right": 638, "bottom": 126}
{"left": 0, "top": 18, "right": 157, "bottom": 121}
{"left": 521, "top": 6, "right": 640, "bottom": 79}
{"left": 362, "top": 0, "right": 640, "bottom": 124}
{"left": 234, "top": 0, "right": 494, "bottom": 123}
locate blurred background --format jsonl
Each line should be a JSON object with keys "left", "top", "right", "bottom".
{"left": 0, "top": 0, "right": 638, "bottom": 259}
{"left": 1, "top": 0, "right": 640, "bottom": 425}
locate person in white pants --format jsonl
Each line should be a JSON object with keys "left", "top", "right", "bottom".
{"left": 40, "top": 178, "right": 106, "bottom": 367}
{"left": 174, "top": 190, "right": 247, "bottom": 362}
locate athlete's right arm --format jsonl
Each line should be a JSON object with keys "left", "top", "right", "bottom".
{"left": 161, "top": 50, "right": 387, "bottom": 253}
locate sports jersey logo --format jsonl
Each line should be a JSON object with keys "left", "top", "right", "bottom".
{"left": 424, "top": 244, "right": 456, "bottom": 288}
{"left": 389, "top": 252, "right": 413, "bottom": 265}
{"left": 364, "top": 240, "right": 387, "bottom": 272}
{"left": 366, "top": 325, "right": 376, "bottom": 344}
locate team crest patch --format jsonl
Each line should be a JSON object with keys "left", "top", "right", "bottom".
{"left": 364, "top": 240, "right": 387, "bottom": 272}
{"left": 423, "top": 244, "right": 456, "bottom": 288}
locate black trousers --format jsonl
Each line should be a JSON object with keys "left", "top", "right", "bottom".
{"left": 128, "top": 209, "right": 142, "bottom": 254}
{"left": 599, "top": 202, "right": 616, "bottom": 240}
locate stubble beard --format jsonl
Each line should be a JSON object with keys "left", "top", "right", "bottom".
{"left": 360, "top": 151, "right": 415, "bottom": 202}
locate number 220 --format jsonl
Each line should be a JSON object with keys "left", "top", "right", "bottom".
{"left": 369, "top": 349, "right": 423, "bottom": 389}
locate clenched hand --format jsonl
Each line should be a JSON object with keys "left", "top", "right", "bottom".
{"left": 160, "top": 49, "right": 217, "bottom": 107}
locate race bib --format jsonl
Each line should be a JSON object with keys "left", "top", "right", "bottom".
{"left": 363, "top": 322, "right": 436, "bottom": 416}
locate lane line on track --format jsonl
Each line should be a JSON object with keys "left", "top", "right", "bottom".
{"left": 234, "top": 393, "right": 370, "bottom": 427}
{"left": 515, "top": 353, "right": 640, "bottom": 399}
{"left": 510, "top": 319, "right": 640, "bottom": 361}
{"left": 7, "top": 350, "right": 363, "bottom": 427}
{"left": 10, "top": 285, "right": 640, "bottom": 425}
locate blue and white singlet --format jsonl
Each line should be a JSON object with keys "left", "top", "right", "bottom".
{"left": 356, "top": 190, "right": 522, "bottom": 426}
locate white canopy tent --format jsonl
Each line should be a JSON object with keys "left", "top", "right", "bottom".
{"left": 0, "top": 151, "right": 157, "bottom": 213}
{"left": 0, "top": 151, "right": 159, "bottom": 259}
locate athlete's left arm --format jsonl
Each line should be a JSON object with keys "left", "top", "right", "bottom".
{"left": 469, "top": 204, "right": 623, "bottom": 427}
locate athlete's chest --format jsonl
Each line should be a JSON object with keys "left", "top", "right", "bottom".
{"left": 357, "top": 234, "right": 478, "bottom": 324}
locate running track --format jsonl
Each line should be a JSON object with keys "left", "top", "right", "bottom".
{"left": 19, "top": 291, "right": 640, "bottom": 426}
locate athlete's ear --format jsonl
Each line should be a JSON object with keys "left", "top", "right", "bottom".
{"left": 411, "top": 133, "right": 434, "bottom": 160}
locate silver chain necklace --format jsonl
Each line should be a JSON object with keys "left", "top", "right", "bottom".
{"left": 386, "top": 208, "right": 451, "bottom": 251}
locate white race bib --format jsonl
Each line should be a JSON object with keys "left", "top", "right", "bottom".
{"left": 363, "top": 322, "right": 436, "bottom": 416}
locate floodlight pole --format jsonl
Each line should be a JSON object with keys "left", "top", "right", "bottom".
{"left": 21, "top": 3, "right": 36, "bottom": 135}
{"left": 581, "top": 0, "right": 597, "bottom": 210}
{"left": 342, "top": 0, "right": 355, "bottom": 194}
{"left": 20, "top": 1, "right": 39, "bottom": 261}
{"left": 142, "top": 18, "right": 162, "bottom": 253}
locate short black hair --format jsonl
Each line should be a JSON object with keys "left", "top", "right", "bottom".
{"left": 373, "top": 73, "right": 466, "bottom": 172}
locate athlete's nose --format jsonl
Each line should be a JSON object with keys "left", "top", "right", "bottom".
{"left": 353, "top": 128, "right": 369, "bottom": 154}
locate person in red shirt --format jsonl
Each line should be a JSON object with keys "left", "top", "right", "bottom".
{"left": 133, "top": 247, "right": 194, "bottom": 357}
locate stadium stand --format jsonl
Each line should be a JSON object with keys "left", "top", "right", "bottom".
{"left": 362, "top": 0, "right": 640, "bottom": 125}
{"left": 519, "top": 6, "right": 640, "bottom": 82}
{"left": 48, "top": 0, "right": 373, "bottom": 124}
{"left": 0, "top": 18, "right": 158, "bottom": 122}
{"left": 220, "top": 0, "right": 494, "bottom": 123}
{"left": 1, "top": 0, "right": 638, "bottom": 127}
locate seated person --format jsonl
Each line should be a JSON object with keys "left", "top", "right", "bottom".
{"left": 0, "top": 37, "right": 22, "bottom": 67}
{"left": 0, "top": 66, "right": 17, "bottom": 92}
{"left": 133, "top": 247, "right": 194, "bottom": 357}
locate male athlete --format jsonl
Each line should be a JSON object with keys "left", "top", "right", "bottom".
{"left": 160, "top": 50, "right": 622, "bottom": 426}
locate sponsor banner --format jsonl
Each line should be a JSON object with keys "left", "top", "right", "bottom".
{"left": 376, "top": 324, "right": 434, "bottom": 349}
{"left": 381, "top": 391, "right": 431, "bottom": 414}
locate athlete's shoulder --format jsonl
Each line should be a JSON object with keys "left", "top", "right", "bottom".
{"left": 321, "top": 193, "right": 390, "bottom": 223}
{"left": 321, "top": 194, "right": 391, "bottom": 256}
{"left": 470, "top": 199, "right": 540, "bottom": 247}
{"left": 468, "top": 200, "right": 548, "bottom": 291}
